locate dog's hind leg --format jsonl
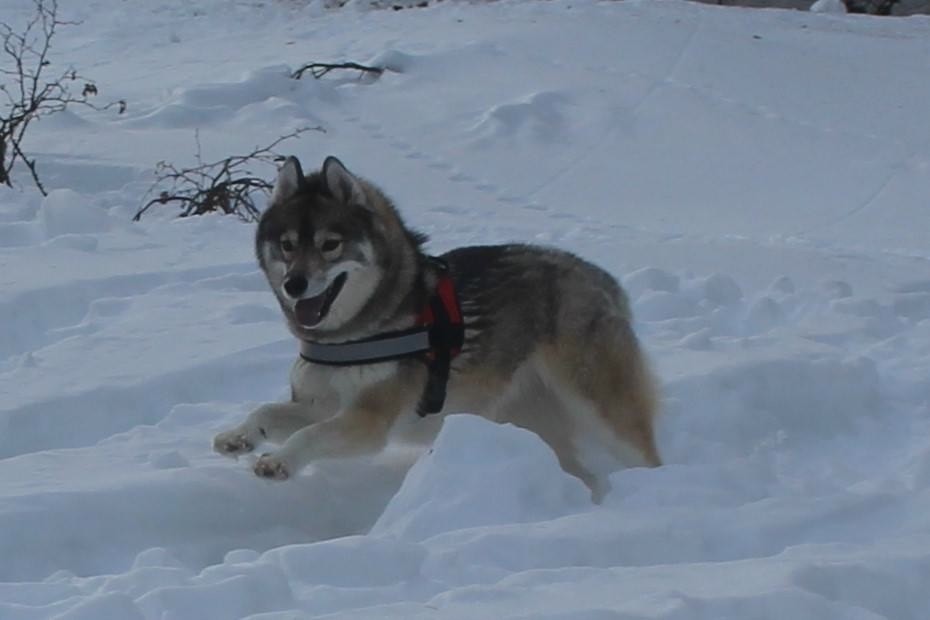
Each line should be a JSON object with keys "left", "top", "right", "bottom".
{"left": 485, "top": 360, "right": 606, "bottom": 500}
{"left": 538, "top": 320, "right": 662, "bottom": 474}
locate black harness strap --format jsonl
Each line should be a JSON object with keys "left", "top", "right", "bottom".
{"left": 417, "top": 283, "right": 464, "bottom": 415}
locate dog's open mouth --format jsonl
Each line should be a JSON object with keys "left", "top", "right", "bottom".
{"left": 295, "top": 273, "right": 347, "bottom": 328}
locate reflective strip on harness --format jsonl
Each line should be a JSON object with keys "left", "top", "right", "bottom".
{"left": 300, "top": 329, "right": 430, "bottom": 365}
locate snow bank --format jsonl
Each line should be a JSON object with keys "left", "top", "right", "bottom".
{"left": 373, "top": 415, "right": 591, "bottom": 541}
{"left": 39, "top": 189, "right": 111, "bottom": 238}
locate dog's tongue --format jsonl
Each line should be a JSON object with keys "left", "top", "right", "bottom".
{"left": 295, "top": 293, "right": 327, "bottom": 327}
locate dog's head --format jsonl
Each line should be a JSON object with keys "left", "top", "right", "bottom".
{"left": 256, "top": 156, "right": 423, "bottom": 339}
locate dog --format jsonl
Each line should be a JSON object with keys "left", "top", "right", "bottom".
{"left": 213, "top": 155, "right": 661, "bottom": 501}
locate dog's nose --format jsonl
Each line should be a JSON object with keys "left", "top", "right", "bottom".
{"left": 283, "top": 275, "right": 308, "bottom": 298}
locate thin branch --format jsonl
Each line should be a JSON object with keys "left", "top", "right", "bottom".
{"left": 133, "top": 126, "right": 325, "bottom": 223}
{"left": 8, "top": 135, "right": 45, "bottom": 194}
{"left": 291, "top": 61, "right": 385, "bottom": 80}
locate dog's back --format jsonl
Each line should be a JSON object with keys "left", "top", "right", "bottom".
{"left": 442, "top": 244, "right": 660, "bottom": 500}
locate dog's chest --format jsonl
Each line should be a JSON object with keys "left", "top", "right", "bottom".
{"left": 290, "top": 358, "right": 398, "bottom": 408}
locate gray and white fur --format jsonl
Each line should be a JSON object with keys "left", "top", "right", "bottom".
{"left": 214, "top": 155, "right": 661, "bottom": 501}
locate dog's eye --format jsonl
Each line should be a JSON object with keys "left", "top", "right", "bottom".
{"left": 321, "top": 239, "right": 342, "bottom": 253}
{"left": 280, "top": 239, "right": 295, "bottom": 253}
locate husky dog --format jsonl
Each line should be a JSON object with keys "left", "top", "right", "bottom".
{"left": 214, "top": 155, "right": 660, "bottom": 500}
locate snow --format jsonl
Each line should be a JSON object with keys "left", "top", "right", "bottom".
{"left": 2, "top": 0, "right": 930, "bottom": 618}
{"left": 810, "top": 0, "right": 848, "bottom": 13}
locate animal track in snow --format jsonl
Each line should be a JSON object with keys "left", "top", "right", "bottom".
{"left": 337, "top": 107, "right": 564, "bottom": 221}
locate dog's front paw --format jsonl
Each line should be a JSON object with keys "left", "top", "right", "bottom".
{"left": 213, "top": 429, "right": 255, "bottom": 457}
{"left": 254, "top": 453, "right": 290, "bottom": 481}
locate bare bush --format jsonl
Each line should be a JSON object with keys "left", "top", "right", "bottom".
{"left": 133, "top": 127, "right": 325, "bottom": 223}
{"left": 0, "top": 0, "right": 124, "bottom": 195}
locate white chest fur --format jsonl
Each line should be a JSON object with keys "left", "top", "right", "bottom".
{"left": 289, "top": 357, "right": 398, "bottom": 410}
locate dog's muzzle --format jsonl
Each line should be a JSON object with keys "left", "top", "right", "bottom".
{"left": 294, "top": 273, "right": 348, "bottom": 327}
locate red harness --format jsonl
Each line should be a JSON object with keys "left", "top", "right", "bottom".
{"left": 417, "top": 273, "right": 463, "bottom": 362}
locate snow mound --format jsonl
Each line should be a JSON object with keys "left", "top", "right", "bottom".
{"left": 810, "top": 0, "right": 848, "bottom": 13}
{"left": 39, "top": 189, "right": 111, "bottom": 238}
{"left": 49, "top": 593, "right": 145, "bottom": 620}
{"left": 129, "top": 65, "right": 322, "bottom": 129}
{"left": 265, "top": 536, "right": 426, "bottom": 588}
{"left": 624, "top": 267, "right": 681, "bottom": 298}
{"left": 372, "top": 415, "right": 591, "bottom": 541}
{"left": 665, "top": 354, "right": 883, "bottom": 463}
{"left": 472, "top": 91, "right": 573, "bottom": 145}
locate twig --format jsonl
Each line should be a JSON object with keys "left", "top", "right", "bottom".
{"left": 291, "top": 62, "right": 385, "bottom": 80}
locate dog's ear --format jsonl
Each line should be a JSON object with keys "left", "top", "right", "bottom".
{"left": 270, "top": 156, "right": 305, "bottom": 204}
{"left": 322, "top": 156, "right": 366, "bottom": 207}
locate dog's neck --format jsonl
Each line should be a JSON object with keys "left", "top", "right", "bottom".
{"left": 297, "top": 256, "right": 463, "bottom": 416}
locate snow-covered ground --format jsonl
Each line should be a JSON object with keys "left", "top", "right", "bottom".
{"left": 2, "top": 0, "right": 930, "bottom": 617}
